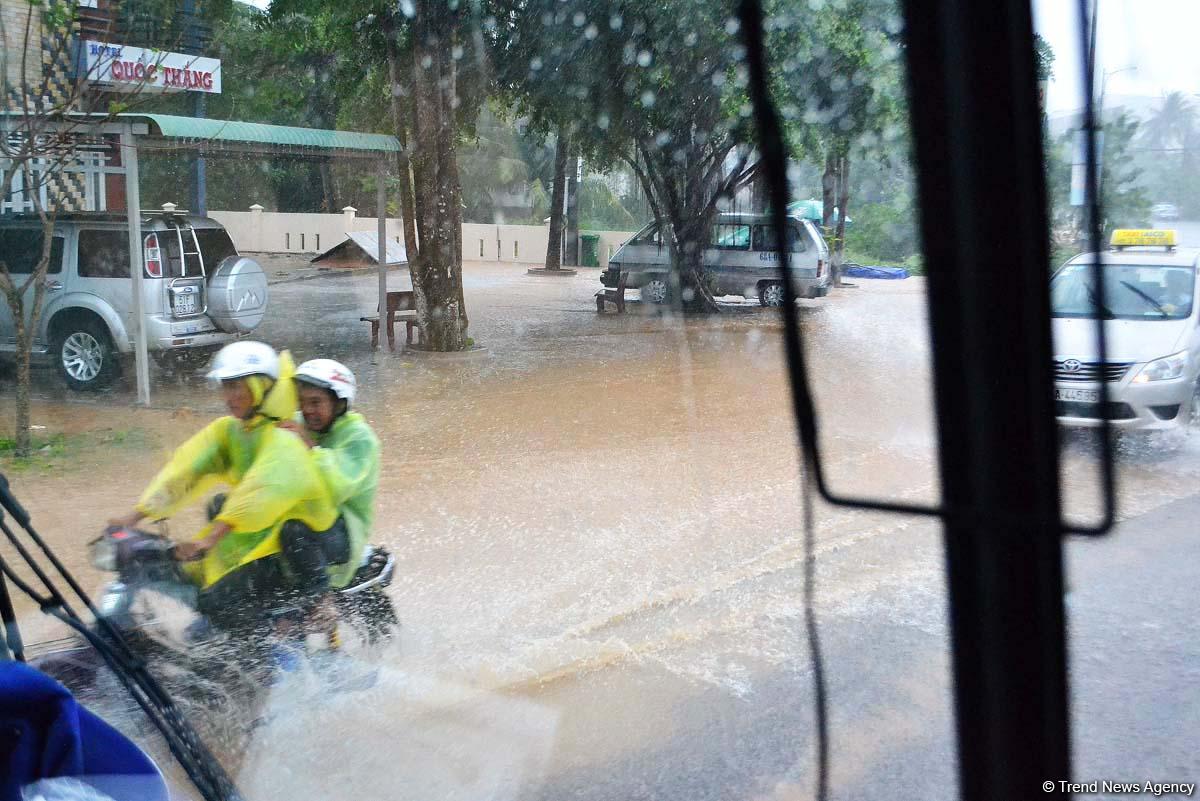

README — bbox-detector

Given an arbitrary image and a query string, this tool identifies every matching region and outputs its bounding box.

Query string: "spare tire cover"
[207,256,268,334]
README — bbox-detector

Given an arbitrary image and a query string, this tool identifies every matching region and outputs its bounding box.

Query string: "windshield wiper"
[1118,281,1169,317]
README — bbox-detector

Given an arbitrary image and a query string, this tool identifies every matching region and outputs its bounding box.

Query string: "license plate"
[175,293,197,316]
[1055,387,1099,403]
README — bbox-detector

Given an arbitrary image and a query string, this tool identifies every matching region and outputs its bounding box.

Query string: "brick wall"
[1,0,45,103]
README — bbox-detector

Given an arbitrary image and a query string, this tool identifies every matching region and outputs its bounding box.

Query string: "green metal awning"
[121,113,400,159]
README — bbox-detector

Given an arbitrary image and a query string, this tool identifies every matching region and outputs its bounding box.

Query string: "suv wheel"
[54,320,119,391]
[759,281,786,307]
[642,277,670,304]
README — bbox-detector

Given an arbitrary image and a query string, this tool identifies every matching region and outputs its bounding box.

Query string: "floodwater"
[2,263,1199,799]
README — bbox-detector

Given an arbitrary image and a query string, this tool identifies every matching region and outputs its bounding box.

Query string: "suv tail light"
[144,233,162,278]
[817,258,824,276]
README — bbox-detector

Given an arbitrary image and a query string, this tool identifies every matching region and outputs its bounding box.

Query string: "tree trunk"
[13,327,32,457]
[408,1,467,352]
[833,154,851,286]
[318,161,336,212]
[670,214,720,313]
[821,150,837,228]
[545,126,569,271]
[384,19,419,260]
[564,151,580,266]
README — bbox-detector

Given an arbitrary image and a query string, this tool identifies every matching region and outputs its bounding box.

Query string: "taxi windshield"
[1051,263,1196,320]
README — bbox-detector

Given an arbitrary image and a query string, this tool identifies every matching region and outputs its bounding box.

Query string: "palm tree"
[1141,92,1196,151]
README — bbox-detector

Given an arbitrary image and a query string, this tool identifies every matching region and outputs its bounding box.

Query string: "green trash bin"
[581,234,601,267]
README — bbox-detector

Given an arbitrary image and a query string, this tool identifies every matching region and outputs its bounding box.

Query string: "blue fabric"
[0,662,167,801]
[843,264,909,280]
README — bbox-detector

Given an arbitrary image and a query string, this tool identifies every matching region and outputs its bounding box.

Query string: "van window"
[712,223,751,250]
[78,230,131,278]
[629,224,663,246]
[752,225,807,253]
[0,229,64,274]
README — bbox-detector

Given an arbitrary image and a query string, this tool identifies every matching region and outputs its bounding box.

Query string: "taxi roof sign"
[1110,229,1177,249]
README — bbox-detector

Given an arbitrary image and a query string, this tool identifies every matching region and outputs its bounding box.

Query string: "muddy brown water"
[3,264,1199,799]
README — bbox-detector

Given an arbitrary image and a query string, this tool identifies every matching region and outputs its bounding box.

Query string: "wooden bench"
[362,290,419,350]
[595,271,628,313]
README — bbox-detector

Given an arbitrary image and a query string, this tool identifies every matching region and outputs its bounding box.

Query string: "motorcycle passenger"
[278,360,380,610]
[108,341,339,634]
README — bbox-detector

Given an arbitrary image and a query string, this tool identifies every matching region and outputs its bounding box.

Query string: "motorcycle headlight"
[1133,351,1189,383]
[89,536,118,571]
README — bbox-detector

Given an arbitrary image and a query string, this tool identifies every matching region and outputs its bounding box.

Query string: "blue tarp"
[0,661,167,801]
[843,264,909,280]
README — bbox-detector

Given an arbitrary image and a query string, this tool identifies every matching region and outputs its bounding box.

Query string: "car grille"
[1055,401,1137,420]
[1053,360,1132,382]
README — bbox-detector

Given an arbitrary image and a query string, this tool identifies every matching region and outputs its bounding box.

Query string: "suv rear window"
[195,229,238,273]
[0,229,64,274]
[160,226,238,278]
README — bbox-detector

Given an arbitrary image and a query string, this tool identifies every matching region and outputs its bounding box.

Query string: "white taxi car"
[1052,229,1200,431]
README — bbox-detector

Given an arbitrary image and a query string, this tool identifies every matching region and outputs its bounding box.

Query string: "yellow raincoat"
[135,353,338,589]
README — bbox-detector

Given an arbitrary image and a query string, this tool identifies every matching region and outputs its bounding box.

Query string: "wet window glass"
[78,230,131,278]
[0,0,1190,798]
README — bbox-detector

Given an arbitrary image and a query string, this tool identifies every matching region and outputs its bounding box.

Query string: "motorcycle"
[85,525,399,687]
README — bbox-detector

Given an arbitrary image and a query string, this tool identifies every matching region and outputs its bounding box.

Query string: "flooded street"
[2,264,1198,799]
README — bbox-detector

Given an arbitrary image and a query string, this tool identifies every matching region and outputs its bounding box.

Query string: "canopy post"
[121,125,151,406]
[377,160,388,341]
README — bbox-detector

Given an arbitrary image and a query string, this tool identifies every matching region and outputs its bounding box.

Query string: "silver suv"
[0,210,268,390]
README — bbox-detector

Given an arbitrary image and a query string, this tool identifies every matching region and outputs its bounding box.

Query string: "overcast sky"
[233,0,1199,117]
[1034,0,1200,114]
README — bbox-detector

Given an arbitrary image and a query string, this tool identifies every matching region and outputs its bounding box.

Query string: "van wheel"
[759,282,786,307]
[642,277,670,304]
[54,320,119,391]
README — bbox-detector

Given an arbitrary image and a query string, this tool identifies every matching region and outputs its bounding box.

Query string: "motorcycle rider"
[277,360,380,623]
[107,341,340,634]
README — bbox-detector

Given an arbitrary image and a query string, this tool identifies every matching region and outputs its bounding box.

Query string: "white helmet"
[294,359,356,406]
[206,341,280,382]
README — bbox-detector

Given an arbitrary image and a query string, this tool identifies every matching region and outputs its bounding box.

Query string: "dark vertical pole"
[182,0,207,215]
[193,93,208,215]
[902,1,1071,800]
[565,154,580,266]
[0,568,24,662]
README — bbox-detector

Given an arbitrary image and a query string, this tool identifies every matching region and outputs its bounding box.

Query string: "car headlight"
[1133,351,1189,383]
[89,536,118,571]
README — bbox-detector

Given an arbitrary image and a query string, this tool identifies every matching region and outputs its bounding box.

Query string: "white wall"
[211,207,636,267]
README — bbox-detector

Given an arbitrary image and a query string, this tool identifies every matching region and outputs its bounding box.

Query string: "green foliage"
[1045,112,1152,251]
[846,201,917,262]
[578,176,635,231]
[528,179,550,224]
[1035,33,1055,82]
[0,429,154,473]
[458,107,533,223]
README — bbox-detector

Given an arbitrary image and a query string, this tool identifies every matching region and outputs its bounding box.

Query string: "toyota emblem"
[1062,359,1083,372]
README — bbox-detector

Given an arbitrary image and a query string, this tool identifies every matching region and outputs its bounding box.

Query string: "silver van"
[600,212,831,305]
[0,210,268,390]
